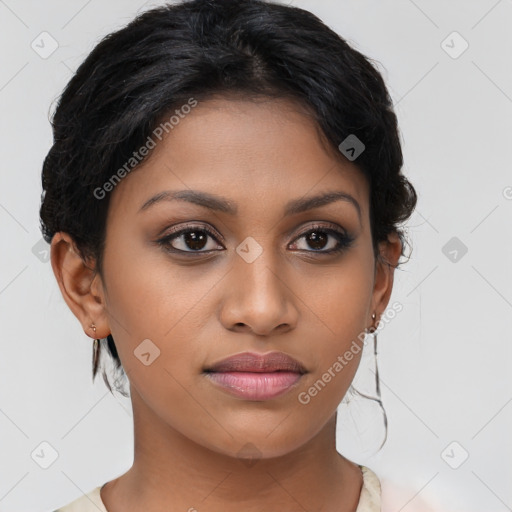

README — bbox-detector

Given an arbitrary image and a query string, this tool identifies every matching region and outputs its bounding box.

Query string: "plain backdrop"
[0,1,511,511]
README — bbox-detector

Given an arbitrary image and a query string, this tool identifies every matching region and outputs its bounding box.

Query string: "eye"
[156,222,354,256]
[156,224,224,254]
[289,224,354,254]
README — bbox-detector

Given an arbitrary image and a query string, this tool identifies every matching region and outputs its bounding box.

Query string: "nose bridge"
[221,235,297,334]
[235,235,284,302]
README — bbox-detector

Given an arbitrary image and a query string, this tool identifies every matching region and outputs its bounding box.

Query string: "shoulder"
[357,467,444,512]
[356,465,381,511]
[53,485,108,512]
[380,473,439,512]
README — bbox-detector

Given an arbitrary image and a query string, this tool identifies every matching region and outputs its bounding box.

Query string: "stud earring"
[369,312,377,333]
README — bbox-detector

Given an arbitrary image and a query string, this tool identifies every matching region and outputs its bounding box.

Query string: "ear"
[370,231,403,324]
[50,232,110,340]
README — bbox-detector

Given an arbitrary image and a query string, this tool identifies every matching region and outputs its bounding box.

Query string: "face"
[55,96,399,460]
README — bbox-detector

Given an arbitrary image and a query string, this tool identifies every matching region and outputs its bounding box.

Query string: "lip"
[204,351,307,401]
[205,351,307,373]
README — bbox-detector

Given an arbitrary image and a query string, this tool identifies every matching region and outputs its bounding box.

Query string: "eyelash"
[156,223,354,257]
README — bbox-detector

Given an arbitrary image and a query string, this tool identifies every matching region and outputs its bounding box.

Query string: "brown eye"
[289,224,354,254]
[157,225,224,253]
[304,230,329,250]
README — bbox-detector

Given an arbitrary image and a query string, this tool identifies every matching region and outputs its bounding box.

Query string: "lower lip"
[205,371,303,400]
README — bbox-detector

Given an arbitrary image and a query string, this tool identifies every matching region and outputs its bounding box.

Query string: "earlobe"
[50,232,110,340]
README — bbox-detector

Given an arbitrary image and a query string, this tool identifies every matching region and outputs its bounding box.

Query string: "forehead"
[108,96,369,221]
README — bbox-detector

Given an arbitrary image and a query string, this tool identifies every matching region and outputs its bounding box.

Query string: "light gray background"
[1,0,511,510]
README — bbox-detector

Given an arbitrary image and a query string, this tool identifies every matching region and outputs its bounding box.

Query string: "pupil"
[308,231,327,250]
[185,231,207,250]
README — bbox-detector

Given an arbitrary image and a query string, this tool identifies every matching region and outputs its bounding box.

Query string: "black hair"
[40,0,417,398]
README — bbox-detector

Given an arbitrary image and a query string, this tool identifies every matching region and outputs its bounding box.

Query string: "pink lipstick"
[204,351,306,401]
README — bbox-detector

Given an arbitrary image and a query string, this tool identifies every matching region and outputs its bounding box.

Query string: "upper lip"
[204,351,307,374]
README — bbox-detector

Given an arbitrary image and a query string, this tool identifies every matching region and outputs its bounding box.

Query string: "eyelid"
[159,222,224,241]
[159,221,346,241]
[292,221,348,239]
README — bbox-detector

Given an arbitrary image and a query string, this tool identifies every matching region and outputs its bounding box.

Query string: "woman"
[41,0,417,510]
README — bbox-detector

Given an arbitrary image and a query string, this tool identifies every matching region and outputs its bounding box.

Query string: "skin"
[51,96,402,512]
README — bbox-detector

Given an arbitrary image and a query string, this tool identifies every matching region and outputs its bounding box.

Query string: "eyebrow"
[139,189,361,222]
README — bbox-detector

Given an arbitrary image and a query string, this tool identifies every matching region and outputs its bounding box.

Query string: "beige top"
[53,465,380,511]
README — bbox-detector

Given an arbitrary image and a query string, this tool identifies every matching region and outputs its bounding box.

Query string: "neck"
[101,387,363,512]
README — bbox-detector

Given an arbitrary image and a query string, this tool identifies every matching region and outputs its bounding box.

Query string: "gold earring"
[90,324,100,375]
[370,312,377,333]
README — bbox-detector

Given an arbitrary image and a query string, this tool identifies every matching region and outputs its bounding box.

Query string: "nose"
[218,245,299,337]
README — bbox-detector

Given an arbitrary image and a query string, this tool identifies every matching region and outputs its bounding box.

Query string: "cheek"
[294,249,374,334]
[99,238,219,404]
[292,255,373,405]
[295,318,368,430]
[103,229,374,375]
[98,221,375,457]
[101,229,204,337]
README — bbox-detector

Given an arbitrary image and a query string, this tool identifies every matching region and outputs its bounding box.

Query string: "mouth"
[204,351,307,374]
[203,351,307,401]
